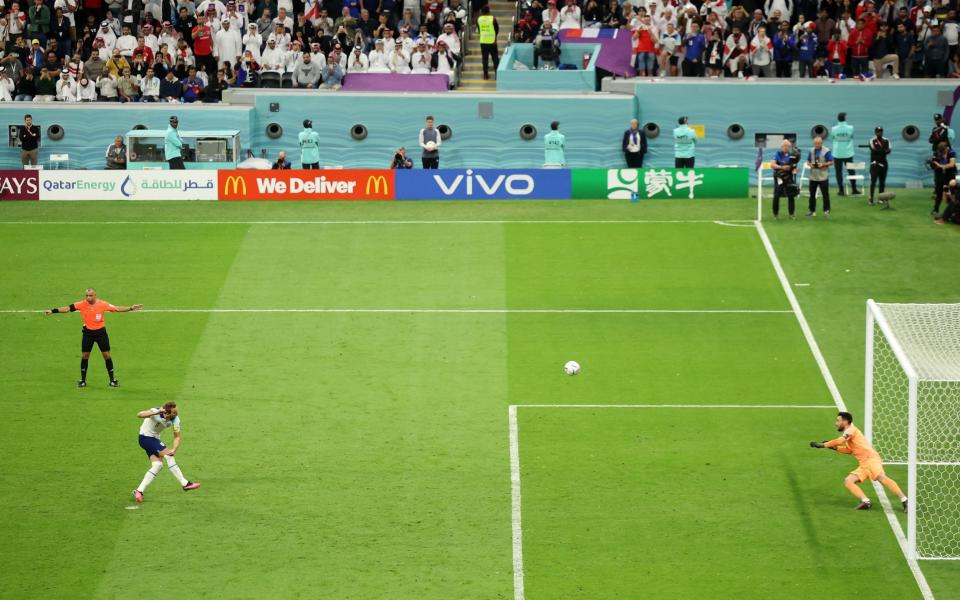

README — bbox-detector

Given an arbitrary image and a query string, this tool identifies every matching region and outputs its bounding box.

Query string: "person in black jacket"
[869,126,891,206]
[622,118,647,168]
[18,113,40,166]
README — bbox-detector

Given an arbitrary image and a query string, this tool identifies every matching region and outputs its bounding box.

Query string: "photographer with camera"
[931,141,956,217]
[806,136,833,217]
[935,178,960,225]
[771,139,800,220]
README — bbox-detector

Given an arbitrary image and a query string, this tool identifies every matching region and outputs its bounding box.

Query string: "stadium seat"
[281,73,294,88]
[847,162,866,196]
[259,72,281,88]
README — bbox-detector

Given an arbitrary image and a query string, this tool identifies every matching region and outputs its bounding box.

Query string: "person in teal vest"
[831,111,859,196]
[544,121,565,166]
[164,115,185,170]
[673,116,696,168]
[298,119,321,169]
[477,5,500,80]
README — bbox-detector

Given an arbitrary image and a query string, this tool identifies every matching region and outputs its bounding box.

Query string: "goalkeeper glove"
[809,441,825,448]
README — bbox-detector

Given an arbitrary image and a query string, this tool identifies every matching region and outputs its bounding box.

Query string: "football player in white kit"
[132,401,200,503]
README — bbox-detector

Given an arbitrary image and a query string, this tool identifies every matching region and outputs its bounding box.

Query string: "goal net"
[866,300,960,560]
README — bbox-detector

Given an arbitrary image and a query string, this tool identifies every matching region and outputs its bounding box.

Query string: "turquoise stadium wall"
[0,80,952,185]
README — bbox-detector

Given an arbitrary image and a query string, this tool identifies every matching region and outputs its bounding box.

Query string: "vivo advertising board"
[395,169,571,200]
[39,171,218,200]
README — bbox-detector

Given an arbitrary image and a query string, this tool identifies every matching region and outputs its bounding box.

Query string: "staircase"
[458,0,515,91]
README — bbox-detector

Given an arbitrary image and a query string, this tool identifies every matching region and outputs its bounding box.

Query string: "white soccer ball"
[425,141,437,152]
[564,360,581,376]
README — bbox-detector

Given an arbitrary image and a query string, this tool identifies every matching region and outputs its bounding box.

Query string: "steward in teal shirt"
[673,116,696,167]
[298,119,321,168]
[544,121,566,166]
[164,116,185,169]
[830,112,859,195]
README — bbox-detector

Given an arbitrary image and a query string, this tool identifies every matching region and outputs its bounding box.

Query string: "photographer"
[533,21,560,69]
[935,178,960,225]
[806,136,833,217]
[931,141,956,217]
[869,126,891,207]
[771,139,799,219]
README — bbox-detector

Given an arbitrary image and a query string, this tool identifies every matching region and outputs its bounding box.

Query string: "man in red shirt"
[45,287,142,387]
[848,19,874,76]
[192,17,215,75]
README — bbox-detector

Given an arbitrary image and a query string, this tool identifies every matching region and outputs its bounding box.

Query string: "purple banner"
[341,73,450,92]
[559,28,635,78]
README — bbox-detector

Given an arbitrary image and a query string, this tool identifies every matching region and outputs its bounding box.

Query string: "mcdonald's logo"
[223,175,247,197]
[365,175,389,196]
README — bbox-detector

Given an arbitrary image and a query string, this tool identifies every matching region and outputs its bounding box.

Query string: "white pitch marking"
[0,219,756,225]
[755,220,935,600]
[508,405,525,600]
[514,404,837,409]
[125,506,139,510]
[794,283,811,287]
[713,220,756,228]
[0,308,795,315]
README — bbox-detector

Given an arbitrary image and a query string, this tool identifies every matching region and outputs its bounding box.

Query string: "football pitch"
[1,194,958,599]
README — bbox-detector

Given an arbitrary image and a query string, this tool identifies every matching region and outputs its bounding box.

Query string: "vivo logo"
[433,169,535,196]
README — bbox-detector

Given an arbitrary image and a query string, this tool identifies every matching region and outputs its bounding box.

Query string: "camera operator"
[935,178,959,225]
[533,21,560,69]
[929,113,954,153]
[869,126,891,207]
[771,139,800,220]
[931,140,957,217]
[806,136,833,217]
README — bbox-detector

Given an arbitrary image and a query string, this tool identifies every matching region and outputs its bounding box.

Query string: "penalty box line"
[507,402,835,600]
[0,308,795,315]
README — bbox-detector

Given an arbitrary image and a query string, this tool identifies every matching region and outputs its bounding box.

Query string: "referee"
[165,116,185,170]
[45,288,143,387]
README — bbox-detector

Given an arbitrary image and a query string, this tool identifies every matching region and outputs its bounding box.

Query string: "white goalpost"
[865,299,960,560]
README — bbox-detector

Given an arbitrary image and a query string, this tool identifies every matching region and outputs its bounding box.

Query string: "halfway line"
[0,308,794,315]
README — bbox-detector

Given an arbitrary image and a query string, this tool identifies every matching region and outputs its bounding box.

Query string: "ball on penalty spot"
[564,361,581,376]
[425,141,437,152]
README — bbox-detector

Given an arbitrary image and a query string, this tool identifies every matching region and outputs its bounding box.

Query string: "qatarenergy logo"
[42,179,117,192]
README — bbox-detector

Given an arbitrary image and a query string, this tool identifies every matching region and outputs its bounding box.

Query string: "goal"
[865,300,960,560]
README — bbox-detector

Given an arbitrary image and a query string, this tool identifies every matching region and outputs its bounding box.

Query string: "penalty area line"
[513,404,837,409]
[0,219,757,225]
[0,308,795,315]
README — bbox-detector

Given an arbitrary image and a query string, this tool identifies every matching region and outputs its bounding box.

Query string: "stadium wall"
[0,81,951,186]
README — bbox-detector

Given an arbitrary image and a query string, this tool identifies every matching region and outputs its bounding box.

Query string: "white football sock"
[137,461,163,492]
[165,454,188,486]
[861,497,871,503]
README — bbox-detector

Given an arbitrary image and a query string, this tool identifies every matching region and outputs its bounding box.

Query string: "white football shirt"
[139,408,181,438]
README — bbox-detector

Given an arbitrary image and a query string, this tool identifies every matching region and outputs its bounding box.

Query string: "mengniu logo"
[0,170,40,200]
[365,174,389,196]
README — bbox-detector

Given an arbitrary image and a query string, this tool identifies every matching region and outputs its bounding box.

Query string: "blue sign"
[395,169,571,200]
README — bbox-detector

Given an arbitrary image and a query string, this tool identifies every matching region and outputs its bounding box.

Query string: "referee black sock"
[80,358,88,382]
[105,358,115,381]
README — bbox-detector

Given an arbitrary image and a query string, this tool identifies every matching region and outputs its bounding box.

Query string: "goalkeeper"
[810,411,908,512]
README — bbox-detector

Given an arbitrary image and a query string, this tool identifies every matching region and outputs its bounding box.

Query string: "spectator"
[76,75,96,100]
[26,0,50,48]
[42,50,63,76]
[235,50,259,85]
[320,56,343,88]
[52,8,72,58]
[894,22,914,78]
[174,38,195,66]
[14,70,35,101]
[542,0,560,30]
[105,48,130,77]
[159,69,182,100]
[659,21,680,77]
[26,38,44,72]
[272,150,291,169]
[559,0,580,29]
[432,40,455,84]
[676,21,698,77]
[533,21,559,69]
[871,23,899,78]
[437,22,461,57]
[105,135,127,169]
[368,38,389,71]
[242,23,261,61]
[191,15,215,73]
[633,15,657,76]
[806,136,833,217]
[795,22,817,77]
[723,25,748,78]
[848,19,873,76]
[0,67,14,101]
[772,21,794,77]
[925,23,948,76]
[411,39,431,73]
[18,114,40,165]
[704,28,724,77]
[622,118,647,168]
[750,26,774,76]
[214,18,242,65]
[765,0,793,23]
[95,20,117,53]
[182,65,204,101]
[118,66,140,101]
[347,44,369,71]
[116,24,137,57]
[260,38,285,72]
[33,67,56,100]
[391,146,413,169]
[515,10,539,42]
[826,32,847,77]
[292,50,321,86]
[202,68,227,101]
[96,71,119,100]
[56,70,77,100]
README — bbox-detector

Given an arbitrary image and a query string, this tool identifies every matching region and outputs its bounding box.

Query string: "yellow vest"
[478,15,496,44]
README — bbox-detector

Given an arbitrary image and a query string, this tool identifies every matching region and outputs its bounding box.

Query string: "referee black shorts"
[81,327,110,353]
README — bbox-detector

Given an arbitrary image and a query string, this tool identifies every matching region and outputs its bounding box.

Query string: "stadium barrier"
[3,168,750,201]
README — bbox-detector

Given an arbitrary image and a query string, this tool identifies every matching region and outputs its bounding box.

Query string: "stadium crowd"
[0,0,470,102]
[515,0,960,79]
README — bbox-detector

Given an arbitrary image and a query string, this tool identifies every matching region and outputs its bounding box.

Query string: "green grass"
[0,192,957,599]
